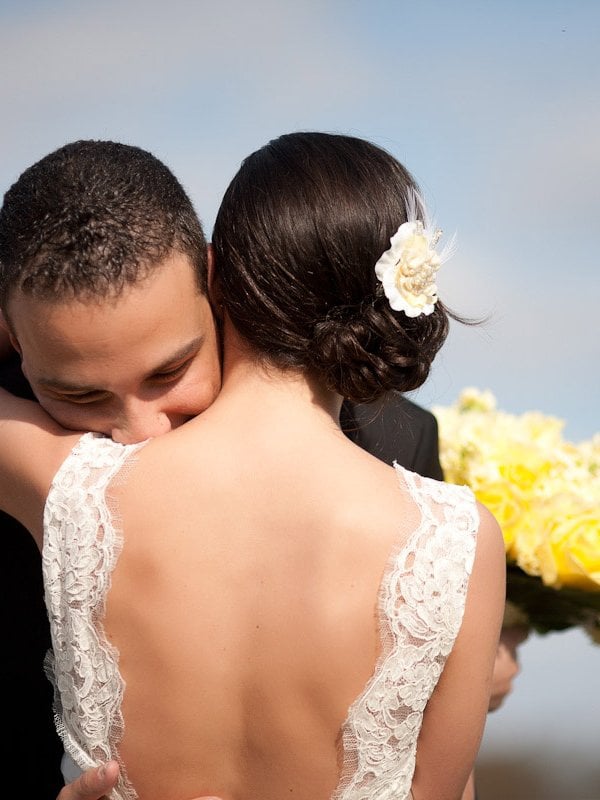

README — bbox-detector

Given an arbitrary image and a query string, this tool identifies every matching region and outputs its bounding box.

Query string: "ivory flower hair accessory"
[374,191,454,317]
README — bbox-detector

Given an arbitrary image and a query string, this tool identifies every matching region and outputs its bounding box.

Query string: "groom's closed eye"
[50,390,111,405]
[148,357,193,385]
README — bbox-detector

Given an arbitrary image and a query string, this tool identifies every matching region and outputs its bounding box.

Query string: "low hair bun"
[309,301,449,404]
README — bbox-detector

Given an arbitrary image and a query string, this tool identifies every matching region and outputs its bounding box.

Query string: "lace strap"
[333,469,478,800]
[43,432,147,800]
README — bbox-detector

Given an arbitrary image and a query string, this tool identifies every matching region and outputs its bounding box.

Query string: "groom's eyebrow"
[37,335,206,393]
[146,335,205,376]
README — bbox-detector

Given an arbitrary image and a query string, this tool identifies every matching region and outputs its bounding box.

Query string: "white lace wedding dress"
[43,433,478,800]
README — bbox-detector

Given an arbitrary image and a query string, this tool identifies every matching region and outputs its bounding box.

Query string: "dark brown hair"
[0,140,208,310]
[212,131,451,403]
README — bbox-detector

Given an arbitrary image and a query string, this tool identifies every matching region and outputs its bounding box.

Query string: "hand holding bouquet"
[432,388,600,642]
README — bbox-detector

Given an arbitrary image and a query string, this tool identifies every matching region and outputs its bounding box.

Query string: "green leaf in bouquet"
[506,565,600,640]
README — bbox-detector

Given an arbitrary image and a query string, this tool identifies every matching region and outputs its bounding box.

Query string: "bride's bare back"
[107,401,418,798]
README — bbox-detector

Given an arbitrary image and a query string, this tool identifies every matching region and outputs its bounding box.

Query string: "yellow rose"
[536,502,600,590]
[475,481,526,554]
[511,512,545,576]
[497,442,553,494]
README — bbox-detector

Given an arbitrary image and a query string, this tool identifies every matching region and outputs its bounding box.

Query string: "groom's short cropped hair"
[0,140,208,312]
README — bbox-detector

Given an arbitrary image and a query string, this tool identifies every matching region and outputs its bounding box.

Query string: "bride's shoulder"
[471,499,506,577]
[393,464,478,514]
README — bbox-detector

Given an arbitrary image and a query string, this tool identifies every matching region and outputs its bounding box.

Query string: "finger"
[57,761,120,800]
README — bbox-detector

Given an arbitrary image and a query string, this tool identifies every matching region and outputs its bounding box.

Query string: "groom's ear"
[206,244,224,315]
[0,308,21,357]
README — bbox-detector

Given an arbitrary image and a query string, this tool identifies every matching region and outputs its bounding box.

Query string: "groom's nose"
[110,401,189,444]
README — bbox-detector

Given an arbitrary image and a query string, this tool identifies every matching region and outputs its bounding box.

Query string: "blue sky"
[1,0,598,439]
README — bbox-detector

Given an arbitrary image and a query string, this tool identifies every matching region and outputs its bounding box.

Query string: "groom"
[0,139,444,798]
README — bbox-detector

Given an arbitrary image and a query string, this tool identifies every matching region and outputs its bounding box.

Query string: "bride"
[0,131,504,800]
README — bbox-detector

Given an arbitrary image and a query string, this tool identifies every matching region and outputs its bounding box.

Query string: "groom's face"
[6,252,222,444]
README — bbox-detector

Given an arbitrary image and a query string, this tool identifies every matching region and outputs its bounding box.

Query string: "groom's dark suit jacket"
[1,358,442,797]
[341,394,444,481]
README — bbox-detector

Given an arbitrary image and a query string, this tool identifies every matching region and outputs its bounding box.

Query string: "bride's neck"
[216,325,343,427]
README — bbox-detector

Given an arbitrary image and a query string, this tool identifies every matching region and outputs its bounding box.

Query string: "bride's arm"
[410,503,506,800]
[0,387,81,546]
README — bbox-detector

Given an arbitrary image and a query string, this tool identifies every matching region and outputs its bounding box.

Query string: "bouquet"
[432,388,600,642]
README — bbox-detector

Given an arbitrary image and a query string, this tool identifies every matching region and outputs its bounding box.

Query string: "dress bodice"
[43,432,478,800]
